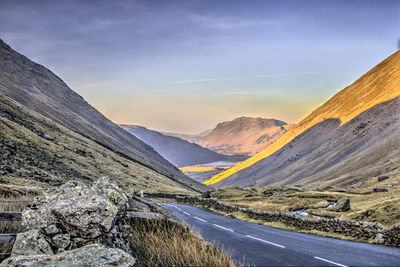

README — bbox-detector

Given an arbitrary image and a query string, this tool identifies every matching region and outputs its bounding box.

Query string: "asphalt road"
[161,203,400,267]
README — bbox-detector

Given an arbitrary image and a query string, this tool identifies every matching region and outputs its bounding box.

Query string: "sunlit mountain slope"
[198,117,293,155]
[205,50,400,186]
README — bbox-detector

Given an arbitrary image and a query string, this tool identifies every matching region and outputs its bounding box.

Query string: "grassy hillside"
[205,50,400,186]
[215,96,400,189]
[0,94,197,195]
[0,39,207,193]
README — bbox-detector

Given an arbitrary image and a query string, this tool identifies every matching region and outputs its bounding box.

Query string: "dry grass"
[128,218,235,267]
[212,185,400,227]
[0,190,36,256]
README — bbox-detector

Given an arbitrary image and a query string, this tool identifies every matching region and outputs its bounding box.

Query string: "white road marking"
[194,216,207,222]
[314,256,347,267]
[246,235,285,248]
[213,224,234,232]
[175,207,182,211]
[183,211,191,216]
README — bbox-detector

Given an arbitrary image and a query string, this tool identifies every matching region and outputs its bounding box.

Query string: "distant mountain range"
[197,117,294,155]
[0,39,207,193]
[163,129,212,144]
[120,125,248,167]
[205,50,400,189]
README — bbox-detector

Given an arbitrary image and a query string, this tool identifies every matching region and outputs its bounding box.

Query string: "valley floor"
[210,185,400,227]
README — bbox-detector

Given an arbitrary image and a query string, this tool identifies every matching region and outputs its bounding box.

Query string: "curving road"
[162,203,400,267]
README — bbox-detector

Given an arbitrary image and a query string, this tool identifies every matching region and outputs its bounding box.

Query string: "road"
[162,203,400,267]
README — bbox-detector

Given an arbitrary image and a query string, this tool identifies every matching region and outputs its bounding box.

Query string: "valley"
[0,1,399,266]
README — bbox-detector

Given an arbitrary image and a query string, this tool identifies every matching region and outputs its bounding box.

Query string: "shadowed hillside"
[198,117,293,155]
[216,96,400,188]
[206,50,400,186]
[120,125,247,167]
[163,129,212,143]
[0,94,196,194]
[0,39,207,193]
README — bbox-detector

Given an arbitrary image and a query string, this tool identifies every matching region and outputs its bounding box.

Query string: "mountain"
[0,94,196,194]
[163,129,212,144]
[119,124,248,167]
[205,50,400,188]
[197,117,294,155]
[0,39,207,193]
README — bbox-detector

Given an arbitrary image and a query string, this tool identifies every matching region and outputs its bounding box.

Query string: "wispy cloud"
[170,71,322,84]
[76,18,125,32]
[186,14,279,30]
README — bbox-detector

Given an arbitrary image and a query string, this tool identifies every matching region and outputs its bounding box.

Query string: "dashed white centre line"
[314,256,347,267]
[175,207,182,211]
[213,224,234,232]
[182,211,191,216]
[246,235,285,248]
[194,216,207,222]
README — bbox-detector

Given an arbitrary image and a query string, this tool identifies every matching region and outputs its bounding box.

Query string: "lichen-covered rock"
[23,177,128,239]
[51,234,71,250]
[2,244,135,267]
[11,230,53,257]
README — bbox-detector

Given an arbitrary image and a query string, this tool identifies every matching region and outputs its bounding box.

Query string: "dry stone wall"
[173,195,400,247]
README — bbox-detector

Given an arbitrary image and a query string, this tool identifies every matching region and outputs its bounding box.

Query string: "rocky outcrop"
[2,177,182,266]
[174,195,400,247]
[330,198,350,212]
[3,244,135,267]
[23,177,129,239]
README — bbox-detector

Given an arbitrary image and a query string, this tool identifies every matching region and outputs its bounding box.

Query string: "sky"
[0,0,399,134]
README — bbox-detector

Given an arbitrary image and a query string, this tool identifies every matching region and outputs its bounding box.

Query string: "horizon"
[0,0,399,134]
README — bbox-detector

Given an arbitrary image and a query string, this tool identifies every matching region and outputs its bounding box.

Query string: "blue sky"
[0,0,399,133]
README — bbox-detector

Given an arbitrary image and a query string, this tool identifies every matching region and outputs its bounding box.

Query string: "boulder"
[378,176,389,182]
[330,198,350,212]
[2,244,135,267]
[374,233,384,244]
[11,230,53,257]
[23,177,128,239]
[51,234,71,250]
[372,188,388,193]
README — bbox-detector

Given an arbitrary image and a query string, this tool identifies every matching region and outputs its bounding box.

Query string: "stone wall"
[172,195,400,247]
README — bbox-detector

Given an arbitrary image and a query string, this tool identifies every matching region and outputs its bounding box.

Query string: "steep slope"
[206,50,400,186]
[198,117,293,155]
[0,39,207,192]
[0,94,195,194]
[216,96,400,188]
[163,129,212,143]
[119,125,247,167]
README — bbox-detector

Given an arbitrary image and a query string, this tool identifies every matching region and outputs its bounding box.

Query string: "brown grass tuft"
[128,218,235,267]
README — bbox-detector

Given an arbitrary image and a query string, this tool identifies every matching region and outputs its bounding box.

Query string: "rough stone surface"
[23,177,128,239]
[374,233,384,244]
[11,230,53,257]
[51,234,71,250]
[330,198,351,212]
[2,244,135,267]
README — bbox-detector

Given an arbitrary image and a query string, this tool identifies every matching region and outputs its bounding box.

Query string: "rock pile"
[1,177,180,266]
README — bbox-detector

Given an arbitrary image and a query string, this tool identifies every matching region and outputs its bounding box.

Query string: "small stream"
[292,201,336,218]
